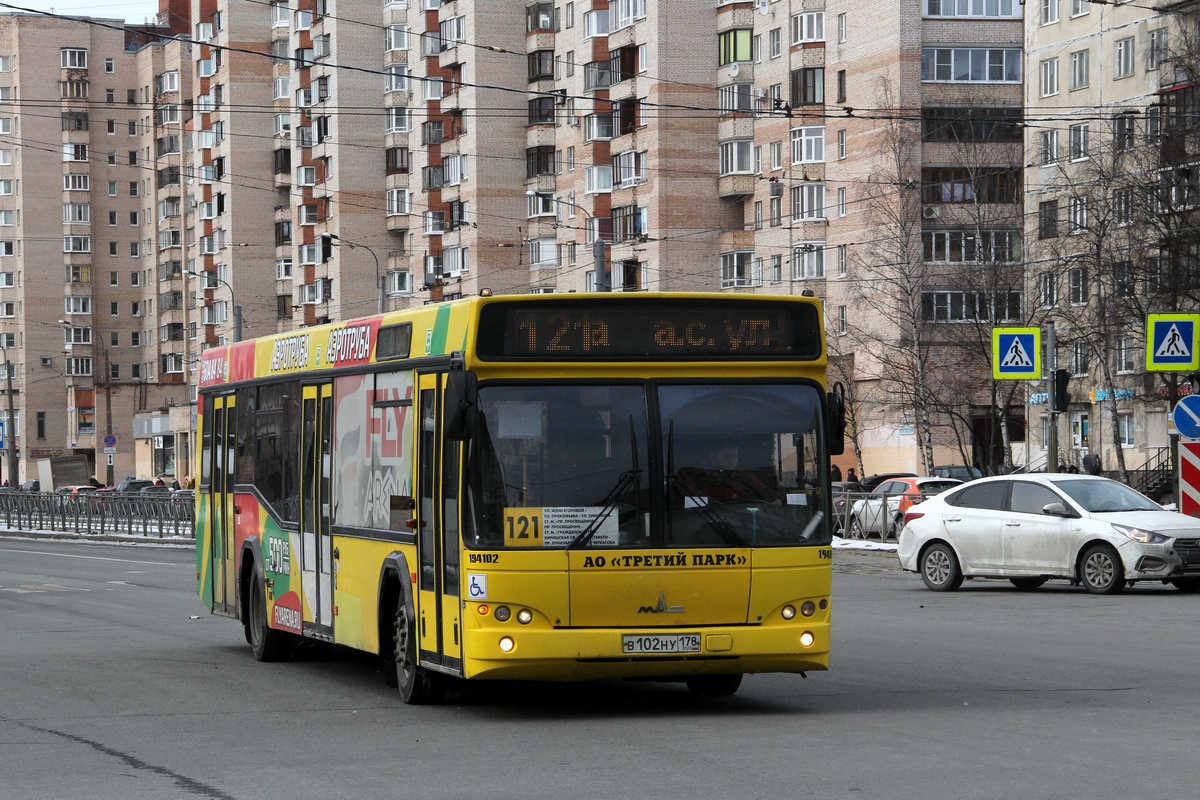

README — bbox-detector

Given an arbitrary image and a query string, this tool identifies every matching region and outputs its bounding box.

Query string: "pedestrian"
[1057,462,1067,473]
[830,463,842,482]
[846,467,858,483]
[155,476,165,486]
[170,477,181,490]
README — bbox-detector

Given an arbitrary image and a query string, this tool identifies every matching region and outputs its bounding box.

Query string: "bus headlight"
[781,605,796,620]
[800,601,816,617]
[517,608,533,624]
[494,605,511,622]
[799,631,815,648]
[499,636,515,653]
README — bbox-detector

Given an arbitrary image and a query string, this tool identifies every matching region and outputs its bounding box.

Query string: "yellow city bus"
[196,293,845,702]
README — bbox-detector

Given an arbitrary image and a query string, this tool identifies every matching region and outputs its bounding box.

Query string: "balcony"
[717,174,756,198]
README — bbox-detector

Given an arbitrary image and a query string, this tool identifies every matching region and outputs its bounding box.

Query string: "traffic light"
[1051,368,1070,412]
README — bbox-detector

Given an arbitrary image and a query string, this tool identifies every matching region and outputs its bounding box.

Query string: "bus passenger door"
[415,373,463,674]
[210,394,237,616]
[300,383,334,637]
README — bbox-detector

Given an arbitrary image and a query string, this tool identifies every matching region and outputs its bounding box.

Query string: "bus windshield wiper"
[568,469,643,549]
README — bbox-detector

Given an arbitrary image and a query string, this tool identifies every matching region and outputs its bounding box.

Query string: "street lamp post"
[188,270,241,342]
[527,191,610,292]
[324,234,382,314]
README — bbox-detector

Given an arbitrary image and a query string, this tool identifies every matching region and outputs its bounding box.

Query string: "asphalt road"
[2,538,1197,800]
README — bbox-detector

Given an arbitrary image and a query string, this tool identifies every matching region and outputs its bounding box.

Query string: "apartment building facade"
[0,13,201,486]
[23,1,1165,482]
[1024,0,1198,481]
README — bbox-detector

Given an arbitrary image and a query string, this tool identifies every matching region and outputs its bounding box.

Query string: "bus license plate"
[622,633,701,654]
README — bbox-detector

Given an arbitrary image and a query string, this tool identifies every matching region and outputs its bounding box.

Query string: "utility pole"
[3,351,15,486]
[1047,322,1058,472]
[104,348,114,487]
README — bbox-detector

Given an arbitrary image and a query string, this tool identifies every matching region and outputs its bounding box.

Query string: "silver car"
[897,474,1200,594]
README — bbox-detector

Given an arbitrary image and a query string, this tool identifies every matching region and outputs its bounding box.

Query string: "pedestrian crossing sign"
[992,327,1042,380]
[1146,314,1200,371]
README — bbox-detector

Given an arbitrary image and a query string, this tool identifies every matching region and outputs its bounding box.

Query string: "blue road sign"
[1147,314,1200,371]
[1173,395,1200,440]
[104,434,117,448]
[992,328,1041,380]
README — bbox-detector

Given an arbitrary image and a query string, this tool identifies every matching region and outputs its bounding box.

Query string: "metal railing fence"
[0,491,195,539]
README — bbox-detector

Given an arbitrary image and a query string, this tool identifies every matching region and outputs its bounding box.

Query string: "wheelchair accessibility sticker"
[467,573,488,600]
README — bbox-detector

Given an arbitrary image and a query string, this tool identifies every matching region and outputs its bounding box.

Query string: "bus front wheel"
[393,597,445,705]
[685,673,743,697]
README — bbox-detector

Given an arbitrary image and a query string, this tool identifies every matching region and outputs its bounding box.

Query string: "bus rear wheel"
[248,575,287,662]
[685,673,743,697]
[393,597,445,705]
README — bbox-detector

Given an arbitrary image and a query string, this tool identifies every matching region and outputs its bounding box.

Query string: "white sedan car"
[897,474,1200,594]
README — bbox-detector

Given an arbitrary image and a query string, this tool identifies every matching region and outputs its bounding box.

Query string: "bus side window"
[389,495,414,531]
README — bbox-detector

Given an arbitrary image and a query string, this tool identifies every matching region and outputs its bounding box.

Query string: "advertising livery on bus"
[195,293,845,702]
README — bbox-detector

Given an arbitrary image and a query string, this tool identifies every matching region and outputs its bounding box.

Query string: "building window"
[790,183,826,220]
[1039,272,1058,308]
[1041,0,1059,24]
[1040,58,1058,97]
[719,140,754,175]
[720,251,758,288]
[791,126,824,164]
[1068,49,1089,90]
[1068,266,1088,304]
[921,48,1021,83]
[1148,29,1168,70]
[792,243,825,279]
[1070,0,1090,16]
[921,291,1021,322]
[790,68,824,106]
[1114,114,1135,152]
[791,12,824,43]
[925,0,1019,16]
[61,48,88,69]
[837,187,847,217]
[718,29,753,65]
[1069,123,1089,160]
[837,244,848,277]
[1072,341,1089,376]
[1117,337,1137,373]
[1068,195,1088,233]
[1118,412,1134,447]
[837,12,847,42]
[1114,38,1135,79]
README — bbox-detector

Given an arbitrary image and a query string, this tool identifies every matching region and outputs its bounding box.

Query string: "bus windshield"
[464,382,829,549]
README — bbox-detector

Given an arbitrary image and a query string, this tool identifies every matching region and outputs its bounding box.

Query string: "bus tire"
[685,673,743,697]
[248,574,287,662]
[394,595,444,705]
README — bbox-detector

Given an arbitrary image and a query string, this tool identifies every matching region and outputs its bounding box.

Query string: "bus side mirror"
[826,383,846,456]
[445,370,478,441]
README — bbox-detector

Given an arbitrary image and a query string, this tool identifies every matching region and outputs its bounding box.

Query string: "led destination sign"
[476,299,822,360]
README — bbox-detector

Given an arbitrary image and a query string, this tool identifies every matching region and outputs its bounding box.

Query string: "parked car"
[56,485,98,496]
[859,472,917,492]
[897,474,1200,594]
[932,465,983,481]
[139,484,172,495]
[19,479,40,492]
[98,478,154,494]
[172,488,195,505]
[831,480,865,532]
[848,477,961,539]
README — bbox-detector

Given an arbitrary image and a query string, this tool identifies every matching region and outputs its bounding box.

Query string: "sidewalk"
[0,524,194,547]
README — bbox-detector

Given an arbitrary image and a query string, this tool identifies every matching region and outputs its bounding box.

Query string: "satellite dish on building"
[729,62,740,76]
[758,0,770,14]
